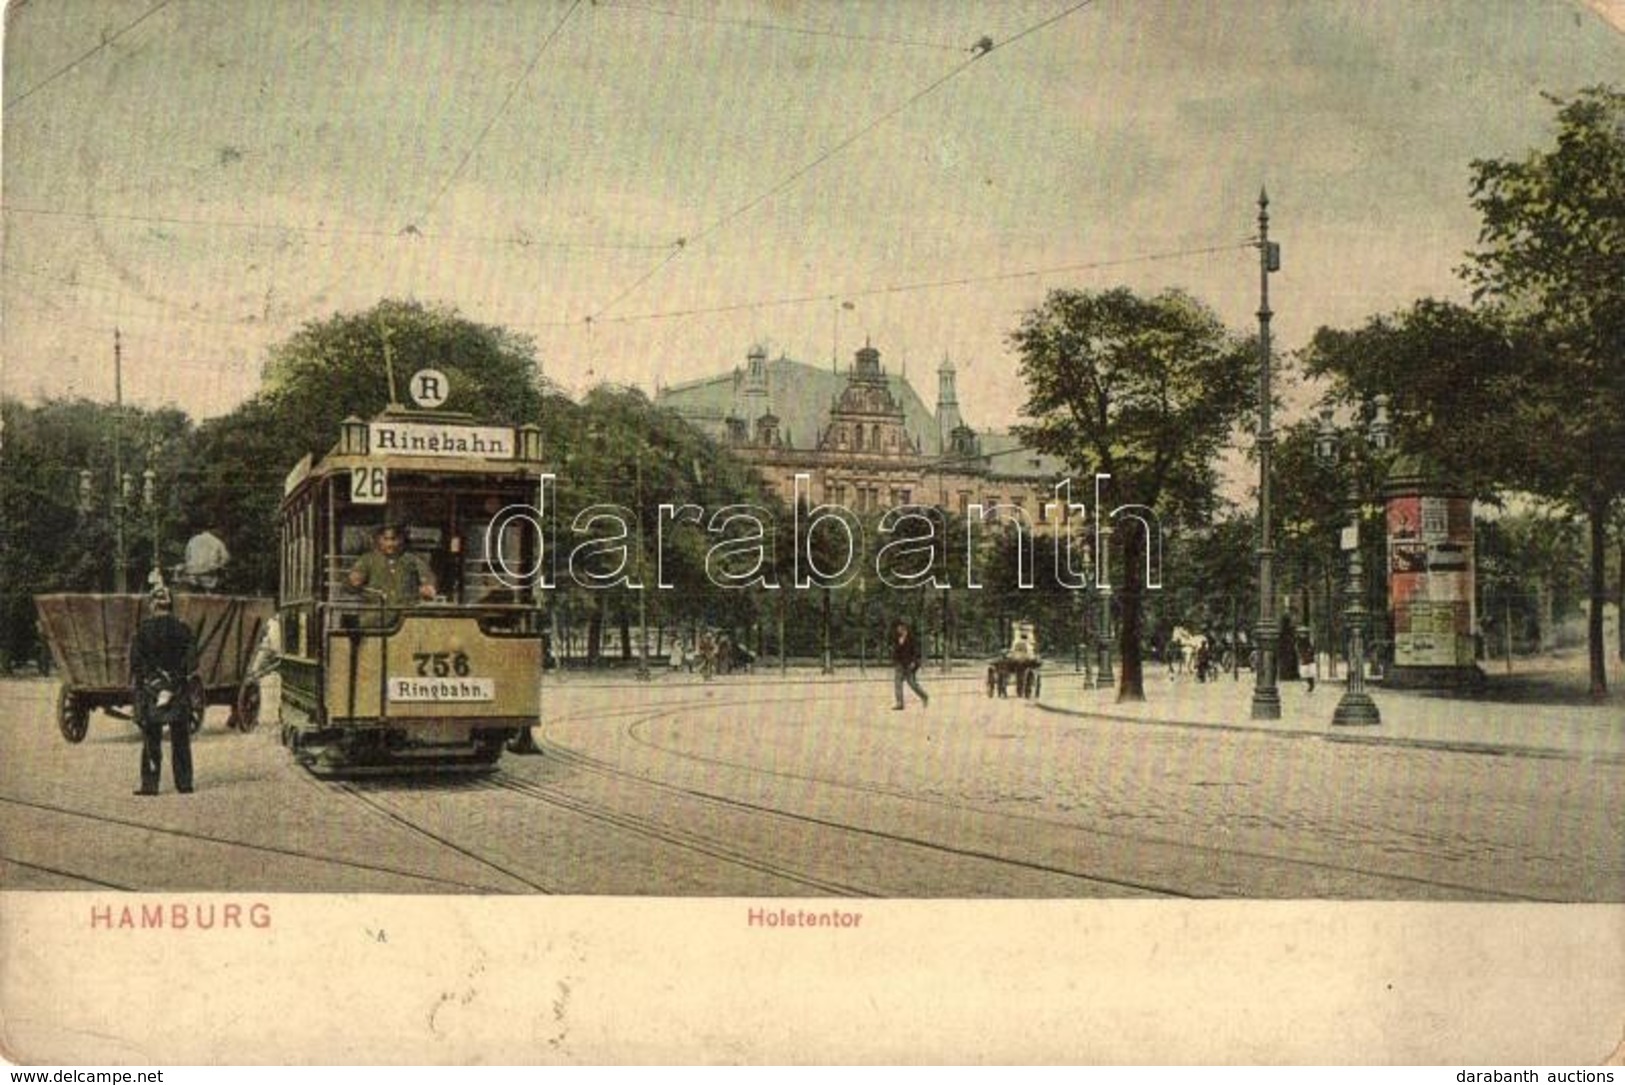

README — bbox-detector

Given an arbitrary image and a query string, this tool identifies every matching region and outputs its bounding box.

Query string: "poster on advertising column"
[1387,492,1477,670]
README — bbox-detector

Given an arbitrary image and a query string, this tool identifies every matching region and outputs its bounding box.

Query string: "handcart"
[34,593,276,743]
[986,620,1042,698]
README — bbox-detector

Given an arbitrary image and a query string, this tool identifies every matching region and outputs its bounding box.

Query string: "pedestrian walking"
[1301,640,1318,694]
[1194,638,1213,683]
[697,629,717,680]
[130,584,196,795]
[890,620,929,710]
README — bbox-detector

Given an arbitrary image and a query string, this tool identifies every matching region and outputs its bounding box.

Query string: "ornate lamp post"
[1094,525,1114,689]
[1092,523,1118,691]
[142,466,159,581]
[1072,588,1084,675]
[1315,396,1391,726]
[633,451,651,682]
[75,463,134,592]
[587,419,652,679]
[1251,190,1283,719]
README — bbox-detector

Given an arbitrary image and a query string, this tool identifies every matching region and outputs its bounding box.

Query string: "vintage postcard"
[2,0,1623,1065]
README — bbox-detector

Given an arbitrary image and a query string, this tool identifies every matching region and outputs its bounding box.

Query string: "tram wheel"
[232,681,262,733]
[505,727,541,755]
[57,686,89,744]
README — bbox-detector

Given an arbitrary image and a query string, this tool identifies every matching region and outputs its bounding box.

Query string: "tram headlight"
[340,416,369,456]
[518,423,542,463]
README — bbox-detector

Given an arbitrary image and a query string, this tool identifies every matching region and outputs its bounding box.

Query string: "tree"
[259,298,547,463]
[1467,87,1622,695]
[1011,287,1254,701]
[1301,84,1625,699]
[188,299,551,594]
[542,383,782,666]
[1299,300,1525,494]
[0,398,191,666]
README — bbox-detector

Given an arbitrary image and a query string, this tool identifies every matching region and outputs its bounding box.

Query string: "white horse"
[1167,626,1204,679]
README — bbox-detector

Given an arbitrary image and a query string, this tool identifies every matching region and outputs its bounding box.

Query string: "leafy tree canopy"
[1011,287,1255,525]
[259,297,546,465]
[1009,286,1255,699]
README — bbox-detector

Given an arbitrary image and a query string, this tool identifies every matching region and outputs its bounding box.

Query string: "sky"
[2,0,1622,433]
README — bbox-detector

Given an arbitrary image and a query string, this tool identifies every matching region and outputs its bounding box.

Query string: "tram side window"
[460,510,533,605]
[280,499,315,605]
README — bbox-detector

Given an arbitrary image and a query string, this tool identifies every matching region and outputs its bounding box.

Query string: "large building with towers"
[655,341,1069,527]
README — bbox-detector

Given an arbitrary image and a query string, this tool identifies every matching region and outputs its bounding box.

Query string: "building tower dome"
[852,340,883,381]
[936,354,965,439]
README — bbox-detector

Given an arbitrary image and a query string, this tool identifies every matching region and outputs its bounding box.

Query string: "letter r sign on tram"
[410,368,450,409]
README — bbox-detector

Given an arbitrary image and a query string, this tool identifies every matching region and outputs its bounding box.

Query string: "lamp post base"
[1250,689,1282,720]
[1331,690,1381,726]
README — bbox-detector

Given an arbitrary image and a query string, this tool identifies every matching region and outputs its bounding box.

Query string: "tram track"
[327,779,560,894]
[0,793,513,894]
[536,690,1555,902]
[513,744,1195,897]
[482,771,881,897]
[0,852,134,890]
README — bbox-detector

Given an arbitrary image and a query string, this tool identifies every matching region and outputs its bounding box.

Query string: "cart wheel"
[187,675,206,734]
[57,686,89,744]
[233,681,262,733]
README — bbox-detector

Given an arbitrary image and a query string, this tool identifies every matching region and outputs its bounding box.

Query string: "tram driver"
[348,524,437,607]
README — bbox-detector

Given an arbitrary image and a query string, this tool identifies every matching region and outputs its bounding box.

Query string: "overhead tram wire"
[584,0,1103,326]
[3,0,178,114]
[4,237,1253,339]
[413,0,585,229]
[511,239,1251,330]
[599,0,965,52]
[0,203,671,253]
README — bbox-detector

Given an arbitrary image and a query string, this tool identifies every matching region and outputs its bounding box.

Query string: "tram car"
[276,407,548,772]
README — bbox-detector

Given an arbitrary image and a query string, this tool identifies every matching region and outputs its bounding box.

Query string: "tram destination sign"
[369,420,515,459]
[388,676,496,702]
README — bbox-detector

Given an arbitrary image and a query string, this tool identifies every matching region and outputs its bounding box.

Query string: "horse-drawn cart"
[34,593,276,743]
[987,619,1042,698]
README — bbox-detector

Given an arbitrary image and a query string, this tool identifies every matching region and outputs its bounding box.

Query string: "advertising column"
[1384,456,1486,689]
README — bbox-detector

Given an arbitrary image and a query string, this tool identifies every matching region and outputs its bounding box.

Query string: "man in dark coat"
[131,585,196,795]
[890,620,929,710]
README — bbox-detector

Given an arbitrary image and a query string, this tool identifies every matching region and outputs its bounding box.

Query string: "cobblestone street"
[3,665,1619,899]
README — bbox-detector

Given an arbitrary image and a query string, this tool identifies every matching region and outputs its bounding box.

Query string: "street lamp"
[142,466,159,582]
[633,452,651,682]
[588,418,653,680]
[1315,396,1391,727]
[1251,189,1283,720]
[1096,565,1115,690]
[74,463,132,592]
[1083,531,1113,689]
[1072,588,1084,675]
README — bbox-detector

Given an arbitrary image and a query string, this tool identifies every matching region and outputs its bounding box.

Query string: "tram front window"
[347,524,438,607]
[335,487,540,610]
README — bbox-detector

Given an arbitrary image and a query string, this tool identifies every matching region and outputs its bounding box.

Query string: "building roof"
[656,351,1065,483]
[657,354,947,456]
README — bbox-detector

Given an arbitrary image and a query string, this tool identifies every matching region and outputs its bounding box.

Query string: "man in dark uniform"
[131,584,196,795]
